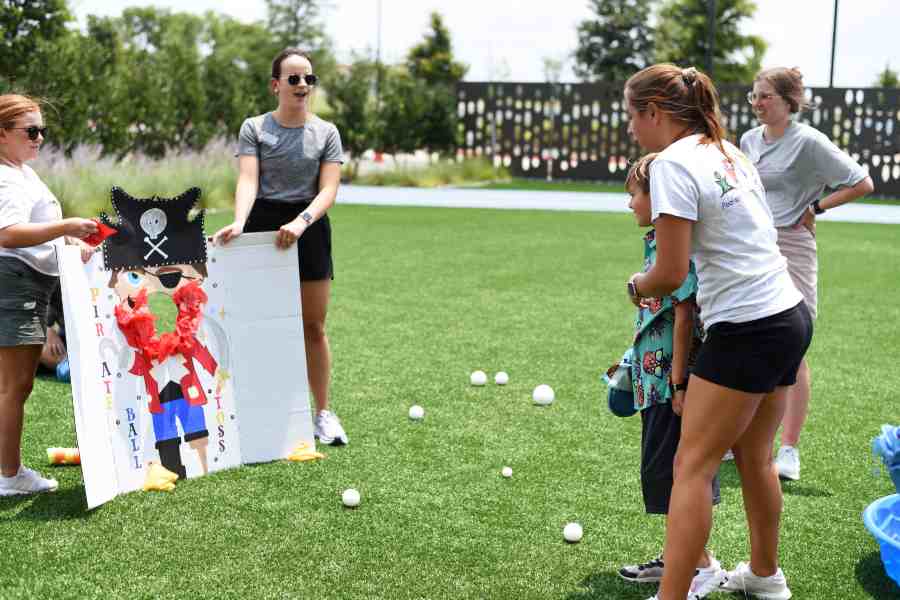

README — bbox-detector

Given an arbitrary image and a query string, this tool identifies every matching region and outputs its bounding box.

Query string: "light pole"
[705,0,717,77]
[829,0,839,87]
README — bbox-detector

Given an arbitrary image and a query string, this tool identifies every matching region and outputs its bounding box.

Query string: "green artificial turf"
[1,207,898,599]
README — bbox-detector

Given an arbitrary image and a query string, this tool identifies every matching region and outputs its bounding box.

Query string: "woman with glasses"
[213,48,348,446]
[741,67,874,482]
[0,93,97,495]
[623,64,813,600]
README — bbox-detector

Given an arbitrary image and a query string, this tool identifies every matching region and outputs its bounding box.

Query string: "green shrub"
[34,138,238,218]
[350,157,509,188]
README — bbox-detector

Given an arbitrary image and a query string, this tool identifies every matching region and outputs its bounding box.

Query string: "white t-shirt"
[650,135,803,328]
[0,164,64,276]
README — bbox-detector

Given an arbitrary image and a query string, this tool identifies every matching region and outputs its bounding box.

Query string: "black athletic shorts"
[641,401,721,514]
[243,198,333,281]
[693,302,813,394]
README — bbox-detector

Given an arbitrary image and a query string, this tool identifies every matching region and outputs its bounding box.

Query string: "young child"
[617,153,725,598]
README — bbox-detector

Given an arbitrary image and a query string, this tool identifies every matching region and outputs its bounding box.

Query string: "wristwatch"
[627,275,640,300]
[811,199,825,215]
[300,211,313,225]
[670,380,688,394]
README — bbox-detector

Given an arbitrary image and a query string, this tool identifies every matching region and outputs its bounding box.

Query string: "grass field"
[1,206,898,599]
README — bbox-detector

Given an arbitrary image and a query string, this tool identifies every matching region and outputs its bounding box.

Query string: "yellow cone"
[143,461,179,492]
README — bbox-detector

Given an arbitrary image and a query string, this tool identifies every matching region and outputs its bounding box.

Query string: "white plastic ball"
[501,466,513,478]
[342,488,360,508]
[532,384,555,405]
[470,370,488,386]
[408,405,425,420]
[495,371,509,385]
[563,522,583,543]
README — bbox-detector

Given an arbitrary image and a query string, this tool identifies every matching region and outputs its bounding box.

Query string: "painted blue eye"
[126,272,143,285]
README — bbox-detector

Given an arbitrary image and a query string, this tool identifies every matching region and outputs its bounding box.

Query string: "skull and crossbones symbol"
[141,208,168,260]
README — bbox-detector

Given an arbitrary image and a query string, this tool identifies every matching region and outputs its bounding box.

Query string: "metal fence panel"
[457,82,900,196]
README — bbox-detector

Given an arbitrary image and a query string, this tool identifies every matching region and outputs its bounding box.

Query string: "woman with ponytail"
[623,64,811,600]
[742,67,874,482]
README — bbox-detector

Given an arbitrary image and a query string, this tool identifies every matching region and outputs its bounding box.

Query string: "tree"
[264,0,336,82]
[405,12,466,156]
[875,63,899,88]
[406,12,468,87]
[376,70,430,160]
[328,56,379,179]
[0,0,72,84]
[654,0,767,84]
[573,0,656,82]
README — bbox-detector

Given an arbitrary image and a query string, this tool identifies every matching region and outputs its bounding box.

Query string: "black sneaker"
[619,556,665,583]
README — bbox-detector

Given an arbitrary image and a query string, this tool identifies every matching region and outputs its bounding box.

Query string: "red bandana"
[115,280,207,364]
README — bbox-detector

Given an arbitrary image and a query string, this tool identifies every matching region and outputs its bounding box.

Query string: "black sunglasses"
[5,126,48,141]
[285,73,317,86]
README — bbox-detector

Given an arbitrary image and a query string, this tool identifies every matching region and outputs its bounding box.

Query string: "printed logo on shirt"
[259,131,279,146]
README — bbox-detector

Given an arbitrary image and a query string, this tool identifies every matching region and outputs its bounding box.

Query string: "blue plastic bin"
[863,494,900,587]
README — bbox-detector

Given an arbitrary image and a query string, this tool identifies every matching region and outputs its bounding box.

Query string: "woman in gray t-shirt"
[212,48,348,446]
[741,67,874,481]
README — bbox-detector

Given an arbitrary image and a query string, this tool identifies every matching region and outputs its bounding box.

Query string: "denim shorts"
[0,256,59,346]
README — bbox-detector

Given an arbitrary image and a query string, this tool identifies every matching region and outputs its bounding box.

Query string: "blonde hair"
[625,153,659,194]
[626,64,729,159]
[754,67,810,113]
[0,94,41,128]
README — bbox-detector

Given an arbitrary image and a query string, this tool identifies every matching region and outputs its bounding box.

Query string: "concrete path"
[337,185,900,225]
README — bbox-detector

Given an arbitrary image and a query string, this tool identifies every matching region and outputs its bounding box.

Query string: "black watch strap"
[812,199,825,215]
[670,380,688,393]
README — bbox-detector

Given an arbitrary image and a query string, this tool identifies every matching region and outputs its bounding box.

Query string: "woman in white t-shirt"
[0,94,97,497]
[623,65,813,600]
[741,67,874,482]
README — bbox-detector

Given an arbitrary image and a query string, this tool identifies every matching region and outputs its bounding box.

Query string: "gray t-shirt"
[740,121,868,227]
[237,113,343,205]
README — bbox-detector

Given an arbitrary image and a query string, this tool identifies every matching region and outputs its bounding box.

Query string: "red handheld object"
[83,219,118,247]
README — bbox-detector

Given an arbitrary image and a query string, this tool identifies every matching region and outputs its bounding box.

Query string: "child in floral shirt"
[617,154,725,598]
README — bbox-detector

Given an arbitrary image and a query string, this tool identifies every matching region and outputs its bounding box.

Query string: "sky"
[69,0,900,88]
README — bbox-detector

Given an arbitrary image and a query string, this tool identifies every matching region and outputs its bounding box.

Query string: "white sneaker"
[775,446,800,481]
[0,465,59,496]
[720,561,792,599]
[689,556,727,598]
[722,449,735,461]
[314,410,348,446]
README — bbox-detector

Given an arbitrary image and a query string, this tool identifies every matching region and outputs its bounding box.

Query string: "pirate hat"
[101,186,206,271]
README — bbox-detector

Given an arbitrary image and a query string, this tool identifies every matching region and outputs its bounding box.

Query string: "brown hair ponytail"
[754,67,811,114]
[0,94,41,129]
[626,64,730,159]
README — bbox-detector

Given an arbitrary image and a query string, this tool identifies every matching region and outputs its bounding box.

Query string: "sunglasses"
[144,268,201,289]
[284,73,318,86]
[5,126,48,141]
[746,92,778,104]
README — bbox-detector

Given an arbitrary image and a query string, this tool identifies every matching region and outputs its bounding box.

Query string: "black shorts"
[693,302,813,394]
[641,402,721,514]
[243,198,333,281]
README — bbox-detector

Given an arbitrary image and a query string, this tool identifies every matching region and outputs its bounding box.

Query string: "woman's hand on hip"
[213,221,244,246]
[276,220,306,249]
[671,389,686,416]
[797,207,816,236]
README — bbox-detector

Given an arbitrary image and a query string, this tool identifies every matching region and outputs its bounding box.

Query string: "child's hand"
[672,390,686,415]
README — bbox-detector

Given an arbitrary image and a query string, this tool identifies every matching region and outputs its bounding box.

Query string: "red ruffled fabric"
[115,280,208,363]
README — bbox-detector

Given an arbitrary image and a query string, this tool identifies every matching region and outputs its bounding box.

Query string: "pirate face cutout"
[110,264,206,306]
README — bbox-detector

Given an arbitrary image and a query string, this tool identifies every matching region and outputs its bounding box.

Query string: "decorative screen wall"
[457,82,900,196]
